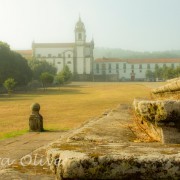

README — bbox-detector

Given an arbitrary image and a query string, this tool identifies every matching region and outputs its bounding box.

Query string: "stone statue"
[29,103,43,132]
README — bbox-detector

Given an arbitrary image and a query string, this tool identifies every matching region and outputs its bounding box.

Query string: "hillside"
[94,48,180,59]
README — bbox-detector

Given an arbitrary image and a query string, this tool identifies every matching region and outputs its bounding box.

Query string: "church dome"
[75,17,85,31]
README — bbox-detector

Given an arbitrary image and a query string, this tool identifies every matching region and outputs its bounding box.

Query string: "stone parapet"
[47,149,180,179]
[46,105,180,179]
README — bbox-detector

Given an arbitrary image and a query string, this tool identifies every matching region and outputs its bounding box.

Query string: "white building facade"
[93,58,180,81]
[31,17,180,82]
[32,17,94,81]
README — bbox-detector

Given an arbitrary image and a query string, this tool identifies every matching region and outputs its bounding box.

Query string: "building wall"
[76,46,84,74]
[94,62,180,81]
[85,58,91,74]
[34,47,74,73]
[33,44,93,76]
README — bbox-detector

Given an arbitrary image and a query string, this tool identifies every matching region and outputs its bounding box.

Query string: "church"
[31,17,180,82]
[32,17,94,81]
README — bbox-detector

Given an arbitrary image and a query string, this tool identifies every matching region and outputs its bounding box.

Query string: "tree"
[54,73,64,88]
[145,70,155,81]
[154,66,163,79]
[60,65,72,82]
[3,78,16,94]
[40,72,54,89]
[29,59,57,80]
[0,41,32,86]
[163,67,175,80]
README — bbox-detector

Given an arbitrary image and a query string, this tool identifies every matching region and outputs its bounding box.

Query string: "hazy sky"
[0,0,180,51]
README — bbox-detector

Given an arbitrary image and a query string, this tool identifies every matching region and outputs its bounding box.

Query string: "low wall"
[47,149,180,179]
[45,105,180,179]
[133,99,180,143]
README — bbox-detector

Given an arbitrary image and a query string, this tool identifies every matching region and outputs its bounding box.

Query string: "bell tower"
[75,17,86,45]
[74,17,86,75]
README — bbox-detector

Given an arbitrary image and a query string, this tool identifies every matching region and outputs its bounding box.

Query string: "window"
[57,62,61,64]
[147,64,150,69]
[116,64,119,69]
[78,33,82,40]
[131,64,134,69]
[108,64,111,69]
[109,69,111,73]
[67,61,71,64]
[96,64,99,70]
[68,54,71,58]
[139,64,142,69]
[102,63,106,71]
[124,69,126,73]
[116,69,119,73]
[48,54,51,58]
[132,70,134,73]
[96,69,99,73]
[140,69,142,73]
[58,54,62,58]
[155,64,159,69]
[123,63,126,69]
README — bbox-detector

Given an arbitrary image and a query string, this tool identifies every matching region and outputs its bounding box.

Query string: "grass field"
[0,82,158,139]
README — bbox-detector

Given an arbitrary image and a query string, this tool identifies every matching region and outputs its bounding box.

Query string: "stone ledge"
[45,105,180,179]
[47,149,180,179]
[133,99,180,143]
[152,78,180,94]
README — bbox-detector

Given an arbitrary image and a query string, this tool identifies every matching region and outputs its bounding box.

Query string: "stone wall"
[47,149,180,179]
[133,99,180,143]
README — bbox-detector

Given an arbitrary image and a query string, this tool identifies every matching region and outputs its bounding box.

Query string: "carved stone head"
[31,103,40,112]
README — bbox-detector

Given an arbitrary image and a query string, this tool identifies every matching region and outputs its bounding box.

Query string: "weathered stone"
[46,150,180,179]
[152,77,180,94]
[29,103,43,132]
[133,99,180,143]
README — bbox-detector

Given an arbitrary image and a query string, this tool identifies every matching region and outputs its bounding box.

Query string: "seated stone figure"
[29,103,43,132]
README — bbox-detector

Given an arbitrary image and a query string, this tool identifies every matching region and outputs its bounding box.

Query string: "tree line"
[146,66,180,81]
[0,41,72,94]
[94,47,180,59]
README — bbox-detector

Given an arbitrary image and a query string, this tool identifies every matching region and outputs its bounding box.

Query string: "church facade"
[31,17,180,82]
[32,17,94,81]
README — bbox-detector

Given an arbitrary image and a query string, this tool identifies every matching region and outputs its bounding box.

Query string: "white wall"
[35,47,73,57]
[94,62,180,80]
[76,46,84,74]
[35,47,74,73]
[85,58,91,74]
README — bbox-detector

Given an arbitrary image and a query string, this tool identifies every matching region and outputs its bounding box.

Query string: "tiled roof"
[32,42,92,48]
[15,50,32,55]
[95,58,180,64]
[32,43,75,48]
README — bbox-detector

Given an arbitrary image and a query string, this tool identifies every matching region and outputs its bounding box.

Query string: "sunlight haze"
[0,0,180,51]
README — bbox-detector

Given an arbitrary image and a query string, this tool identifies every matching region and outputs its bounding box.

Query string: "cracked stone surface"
[46,104,180,179]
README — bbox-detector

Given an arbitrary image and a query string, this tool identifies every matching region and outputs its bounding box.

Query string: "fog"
[0,0,180,51]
